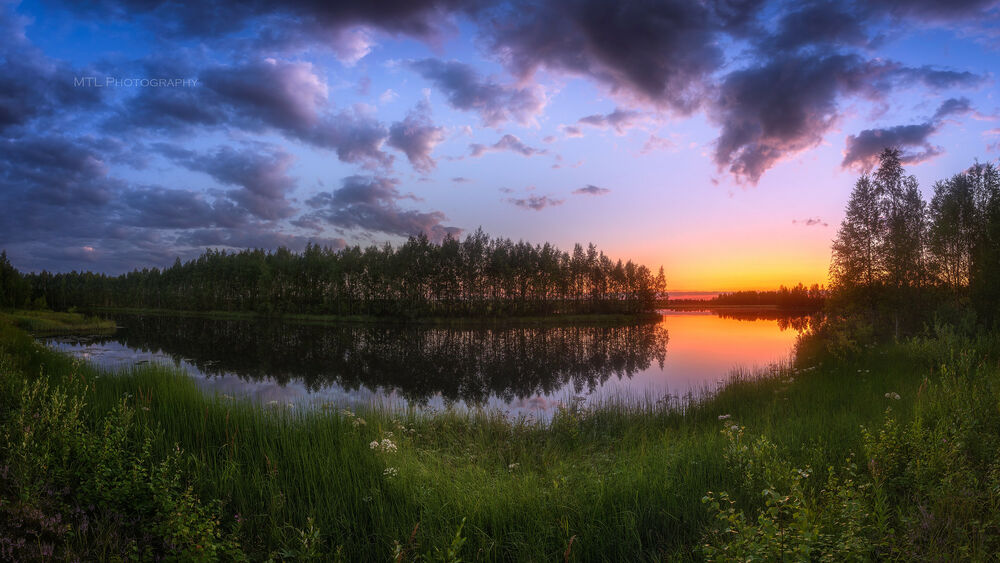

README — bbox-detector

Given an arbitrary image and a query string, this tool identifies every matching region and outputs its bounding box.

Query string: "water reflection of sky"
[44,311,802,420]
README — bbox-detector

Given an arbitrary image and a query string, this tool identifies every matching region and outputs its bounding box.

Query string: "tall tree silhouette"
[19,231,669,318]
[830,174,881,312]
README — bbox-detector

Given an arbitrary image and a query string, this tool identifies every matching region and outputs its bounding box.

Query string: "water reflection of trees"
[711,310,817,332]
[101,315,669,405]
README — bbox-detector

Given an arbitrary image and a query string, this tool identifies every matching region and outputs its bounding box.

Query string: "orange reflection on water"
[616,310,803,398]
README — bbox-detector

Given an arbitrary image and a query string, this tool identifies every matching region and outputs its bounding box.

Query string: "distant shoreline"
[85,306,664,327]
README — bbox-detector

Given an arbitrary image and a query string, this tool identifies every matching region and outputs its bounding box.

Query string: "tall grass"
[1,317,997,560]
[0,310,116,335]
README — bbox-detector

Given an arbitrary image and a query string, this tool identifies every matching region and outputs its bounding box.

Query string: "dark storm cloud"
[843,123,942,169]
[409,59,546,126]
[932,97,974,120]
[576,108,645,134]
[201,59,328,131]
[842,98,976,170]
[43,0,475,43]
[891,66,985,90]
[0,136,131,257]
[0,136,121,207]
[506,194,564,211]
[763,2,870,52]
[386,100,445,172]
[159,144,298,220]
[0,7,103,132]
[573,185,610,196]
[122,58,394,168]
[482,0,732,112]
[469,135,547,158]
[710,54,985,183]
[299,175,461,240]
[864,0,1000,21]
[121,185,247,229]
[711,54,880,183]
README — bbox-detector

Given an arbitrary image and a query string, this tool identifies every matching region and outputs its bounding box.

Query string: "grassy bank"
[1,319,999,560]
[0,309,116,335]
[86,306,663,327]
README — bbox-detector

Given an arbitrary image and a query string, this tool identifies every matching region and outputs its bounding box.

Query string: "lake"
[43,310,810,418]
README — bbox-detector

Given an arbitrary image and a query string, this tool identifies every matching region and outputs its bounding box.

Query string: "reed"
[0,317,995,560]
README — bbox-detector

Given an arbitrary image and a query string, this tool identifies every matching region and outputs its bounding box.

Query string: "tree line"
[709,283,825,309]
[3,230,668,318]
[829,147,1000,331]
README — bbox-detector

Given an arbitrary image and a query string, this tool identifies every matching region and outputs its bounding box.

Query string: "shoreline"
[84,306,665,327]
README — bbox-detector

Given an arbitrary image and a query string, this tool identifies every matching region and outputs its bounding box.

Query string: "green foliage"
[0,251,31,310]
[701,332,1000,561]
[0,354,245,561]
[1,309,116,335]
[4,314,1000,560]
[17,231,668,318]
[710,283,826,309]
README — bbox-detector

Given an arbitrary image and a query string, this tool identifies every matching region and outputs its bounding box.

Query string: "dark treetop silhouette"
[13,230,668,319]
[829,148,1000,332]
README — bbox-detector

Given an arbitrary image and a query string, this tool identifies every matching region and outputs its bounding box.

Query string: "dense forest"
[0,252,31,310]
[828,148,1000,332]
[1,231,668,318]
[708,283,825,309]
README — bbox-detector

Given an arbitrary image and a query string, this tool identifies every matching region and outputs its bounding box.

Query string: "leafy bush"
[0,357,245,561]
[701,337,1000,560]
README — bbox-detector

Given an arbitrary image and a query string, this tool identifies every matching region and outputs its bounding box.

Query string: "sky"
[1,0,999,290]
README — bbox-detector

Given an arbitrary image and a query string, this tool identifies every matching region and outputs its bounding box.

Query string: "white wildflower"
[508,463,520,472]
[718,414,731,421]
[884,392,901,400]
[370,438,397,453]
[383,467,398,479]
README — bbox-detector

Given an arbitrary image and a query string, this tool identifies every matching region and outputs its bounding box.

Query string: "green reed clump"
[2,316,999,560]
[699,331,1000,560]
[0,309,116,335]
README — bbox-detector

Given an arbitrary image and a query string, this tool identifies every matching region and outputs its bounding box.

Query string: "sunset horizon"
[1,0,996,292]
[3,1,1000,560]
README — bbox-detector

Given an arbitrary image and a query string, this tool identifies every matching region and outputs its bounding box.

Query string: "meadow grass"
[1,316,998,560]
[0,309,116,335]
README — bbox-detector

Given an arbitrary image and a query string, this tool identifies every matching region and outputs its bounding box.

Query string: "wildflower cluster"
[391,418,417,436]
[369,437,398,454]
[340,408,366,428]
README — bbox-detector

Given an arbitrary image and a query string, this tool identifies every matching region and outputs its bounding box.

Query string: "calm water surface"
[43,311,809,418]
